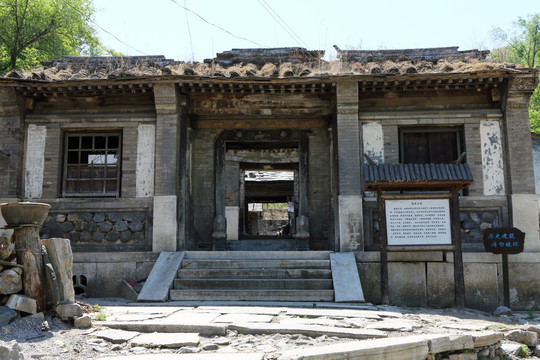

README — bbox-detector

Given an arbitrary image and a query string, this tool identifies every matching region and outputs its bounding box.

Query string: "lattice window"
[399,126,464,164]
[62,132,121,197]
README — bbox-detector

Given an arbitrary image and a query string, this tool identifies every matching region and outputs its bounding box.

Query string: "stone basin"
[0,202,51,227]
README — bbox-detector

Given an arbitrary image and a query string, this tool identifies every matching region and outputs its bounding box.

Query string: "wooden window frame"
[399,126,464,164]
[62,131,122,198]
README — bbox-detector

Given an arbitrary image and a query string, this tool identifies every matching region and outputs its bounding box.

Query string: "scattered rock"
[214,337,230,345]
[202,343,219,351]
[120,280,138,301]
[506,330,538,347]
[501,342,523,356]
[6,294,37,314]
[55,303,82,320]
[535,344,540,357]
[93,329,140,344]
[111,344,123,351]
[41,320,50,331]
[493,306,513,316]
[0,340,24,360]
[0,305,17,326]
[74,314,92,328]
[131,332,199,348]
[0,267,23,295]
[179,346,202,353]
[42,238,75,303]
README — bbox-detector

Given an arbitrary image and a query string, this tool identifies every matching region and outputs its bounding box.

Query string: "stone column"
[0,87,22,198]
[336,81,364,251]
[152,83,181,251]
[503,75,540,251]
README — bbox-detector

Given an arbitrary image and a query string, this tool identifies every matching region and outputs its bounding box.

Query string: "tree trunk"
[14,226,44,312]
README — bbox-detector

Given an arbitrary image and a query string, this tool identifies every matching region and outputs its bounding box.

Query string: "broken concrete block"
[0,340,24,360]
[0,305,17,326]
[120,280,138,301]
[42,238,75,303]
[55,303,82,320]
[6,294,37,314]
[0,267,22,295]
[74,314,92,328]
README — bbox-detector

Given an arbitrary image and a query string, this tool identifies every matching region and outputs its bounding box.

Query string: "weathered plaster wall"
[136,124,155,198]
[362,121,384,164]
[480,119,505,195]
[24,125,46,199]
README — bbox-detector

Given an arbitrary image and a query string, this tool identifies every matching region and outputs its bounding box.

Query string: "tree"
[491,14,540,133]
[0,0,110,73]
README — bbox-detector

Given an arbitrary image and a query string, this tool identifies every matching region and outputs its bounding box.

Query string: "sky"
[92,0,540,62]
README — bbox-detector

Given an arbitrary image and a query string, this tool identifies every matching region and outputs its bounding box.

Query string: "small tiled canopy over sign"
[364,163,474,308]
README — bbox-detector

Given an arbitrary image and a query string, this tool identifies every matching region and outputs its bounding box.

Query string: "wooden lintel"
[194,118,329,129]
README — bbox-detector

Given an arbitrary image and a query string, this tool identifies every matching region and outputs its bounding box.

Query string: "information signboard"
[385,198,452,246]
[483,228,525,255]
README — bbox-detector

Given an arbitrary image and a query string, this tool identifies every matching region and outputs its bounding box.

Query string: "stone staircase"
[169,251,334,302]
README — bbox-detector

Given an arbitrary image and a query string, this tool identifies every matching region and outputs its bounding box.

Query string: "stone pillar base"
[338,195,364,252]
[152,195,177,252]
[511,194,540,252]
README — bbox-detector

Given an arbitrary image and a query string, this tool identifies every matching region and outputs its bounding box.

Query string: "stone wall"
[41,211,150,251]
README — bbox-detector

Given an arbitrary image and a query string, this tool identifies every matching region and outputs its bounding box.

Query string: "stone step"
[183,250,331,260]
[173,278,334,290]
[177,268,332,279]
[181,259,330,269]
[169,289,335,302]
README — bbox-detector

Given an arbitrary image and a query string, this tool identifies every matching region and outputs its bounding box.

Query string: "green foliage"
[0,0,115,73]
[520,343,531,356]
[94,311,106,321]
[492,13,540,133]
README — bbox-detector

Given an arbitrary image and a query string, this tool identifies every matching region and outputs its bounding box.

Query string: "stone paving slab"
[93,329,141,344]
[470,331,503,347]
[138,251,185,302]
[103,306,189,315]
[424,334,474,354]
[197,306,285,315]
[99,353,265,360]
[277,335,429,360]
[102,321,227,336]
[131,332,200,348]
[284,308,390,320]
[279,317,347,327]
[213,314,275,323]
[365,319,416,332]
[165,311,221,324]
[330,252,365,302]
[229,323,387,339]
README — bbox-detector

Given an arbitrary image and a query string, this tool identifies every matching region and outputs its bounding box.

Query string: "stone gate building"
[1,47,539,309]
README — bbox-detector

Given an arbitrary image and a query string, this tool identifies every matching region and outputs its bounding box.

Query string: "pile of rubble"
[0,237,90,329]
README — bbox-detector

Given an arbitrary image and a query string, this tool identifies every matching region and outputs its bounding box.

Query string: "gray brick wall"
[0,87,22,198]
[463,121,483,195]
[154,83,180,196]
[189,129,218,247]
[382,125,399,164]
[336,81,362,195]
[504,78,536,194]
[308,127,332,248]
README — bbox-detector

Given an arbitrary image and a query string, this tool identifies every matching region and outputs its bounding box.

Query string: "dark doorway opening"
[240,164,297,239]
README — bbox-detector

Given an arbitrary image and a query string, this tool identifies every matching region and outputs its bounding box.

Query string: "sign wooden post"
[482,227,525,307]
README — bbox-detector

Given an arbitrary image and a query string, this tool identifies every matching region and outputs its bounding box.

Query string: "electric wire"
[168,0,267,48]
[61,0,147,55]
[257,0,309,49]
[184,0,195,61]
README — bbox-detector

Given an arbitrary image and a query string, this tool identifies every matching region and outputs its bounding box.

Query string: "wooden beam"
[194,118,330,129]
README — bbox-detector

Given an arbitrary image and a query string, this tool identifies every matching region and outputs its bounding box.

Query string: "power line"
[257,0,309,49]
[184,0,195,61]
[168,0,267,48]
[61,0,147,55]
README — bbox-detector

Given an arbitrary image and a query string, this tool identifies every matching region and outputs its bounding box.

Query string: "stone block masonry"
[41,211,149,252]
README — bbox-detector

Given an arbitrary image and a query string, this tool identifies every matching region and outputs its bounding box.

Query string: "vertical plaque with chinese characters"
[385,199,452,246]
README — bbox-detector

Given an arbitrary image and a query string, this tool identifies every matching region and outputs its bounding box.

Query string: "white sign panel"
[386,199,451,246]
